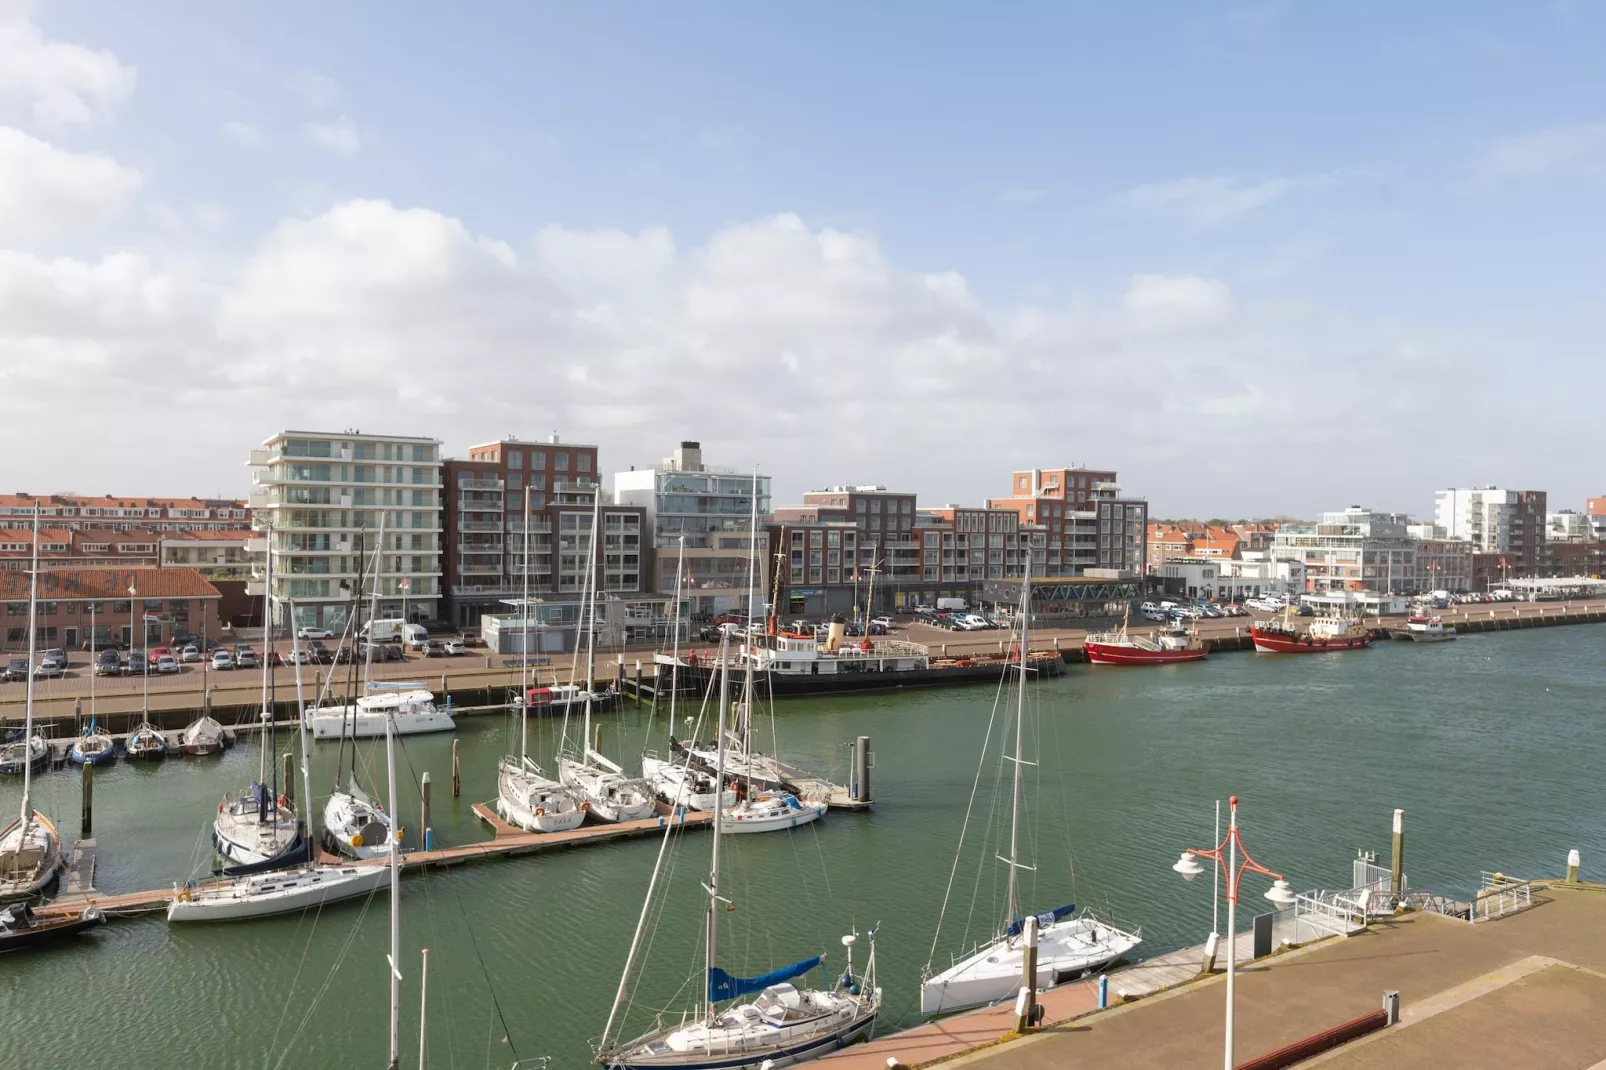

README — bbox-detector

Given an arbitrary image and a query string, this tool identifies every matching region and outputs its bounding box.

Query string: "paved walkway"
[940,885,1606,1069]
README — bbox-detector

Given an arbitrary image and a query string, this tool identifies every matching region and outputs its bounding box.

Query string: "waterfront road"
[4,598,1603,724]
[945,885,1606,1069]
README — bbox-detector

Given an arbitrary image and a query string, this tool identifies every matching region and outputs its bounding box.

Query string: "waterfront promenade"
[4,597,1603,725]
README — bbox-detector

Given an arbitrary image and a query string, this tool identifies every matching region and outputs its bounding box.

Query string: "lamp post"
[1172,795,1297,1070]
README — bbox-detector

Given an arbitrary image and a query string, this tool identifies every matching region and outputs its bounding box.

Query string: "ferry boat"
[1250,609,1372,653]
[1084,619,1207,666]
[1389,615,1456,643]
[658,618,1064,699]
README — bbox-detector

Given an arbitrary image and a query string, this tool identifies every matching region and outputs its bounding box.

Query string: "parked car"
[180,644,201,662]
[1140,608,1168,622]
[290,648,316,665]
[711,613,744,627]
[122,658,153,676]
[297,626,335,640]
[265,652,286,667]
[697,625,722,642]
[205,638,223,652]
[442,638,464,656]
[869,616,894,629]
[170,633,201,650]
[155,655,180,674]
[1,658,27,682]
[38,649,68,674]
[868,622,888,636]
[235,649,260,670]
[148,645,174,663]
[94,650,123,676]
[308,640,331,664]
[211,650,235,671]
[1200,604,1224,619]
[331,645,354,664]
[422,640,445,658]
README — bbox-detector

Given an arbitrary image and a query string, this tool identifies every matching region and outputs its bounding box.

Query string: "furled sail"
[707,955,824,1003]
[1005,903,1075,939]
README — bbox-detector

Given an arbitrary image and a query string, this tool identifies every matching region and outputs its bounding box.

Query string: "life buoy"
[277,795,288,810]
[534,806,545,817]
[579,801,591,812]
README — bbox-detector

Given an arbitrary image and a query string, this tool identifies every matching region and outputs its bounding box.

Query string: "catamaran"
[556,488,653,824]
[497,488,587,833]
[920,563,1141,1017]
[595,631,881,1069]
[0,509,62,899]
[169,617,391,922]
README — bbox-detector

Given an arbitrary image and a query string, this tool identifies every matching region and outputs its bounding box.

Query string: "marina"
[0,621,1600,1066]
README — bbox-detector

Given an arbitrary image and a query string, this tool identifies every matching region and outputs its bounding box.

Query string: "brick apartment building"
[987,466,1148,575]
[0,567,222,653]
[442,435,648,629]
[0,493,249,531]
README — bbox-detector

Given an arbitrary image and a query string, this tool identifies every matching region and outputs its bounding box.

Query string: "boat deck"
[33,803,713,920]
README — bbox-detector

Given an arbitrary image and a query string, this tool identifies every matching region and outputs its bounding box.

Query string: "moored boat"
[1389,615,1456,643]
[0,731,49,776]
[0,902,104,952]
[303,689,455,739]
[1250,609,1372,653]
[180,714,228,756]
[1084,615,1207,666]
[124,721,169,761]
[68,720,117,766]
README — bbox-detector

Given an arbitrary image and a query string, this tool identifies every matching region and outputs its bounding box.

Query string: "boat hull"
[667,653,1065,699]
[67,739,118,766]
[1389,629,1456,643]
[922,915,1141,1017]
[168,863,390,922]
[0,738,49,776]
[1083,642,1207,666]
[0,906,104,952]
[497,760,587,833]
[602,1008,876,1069]
[722,798,826,834]
[0,812,61,899]
[305,708,455,740]
[1250,629,1372,654]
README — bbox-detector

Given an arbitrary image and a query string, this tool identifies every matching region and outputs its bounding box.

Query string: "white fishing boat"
[596,631,881,1070]
[304,689,455,739]
[556,489,653,824]
[1389,614,1456,643]
[497,488,586,834]
[0,510,62,900]
[170,614,393,923]
[180,714,228,756]
[920,563,1141,1017]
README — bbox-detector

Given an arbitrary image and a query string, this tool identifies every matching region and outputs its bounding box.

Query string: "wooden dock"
[34,803,713,920]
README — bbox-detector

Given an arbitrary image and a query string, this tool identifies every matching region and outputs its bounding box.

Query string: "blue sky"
[3,1,1603,516]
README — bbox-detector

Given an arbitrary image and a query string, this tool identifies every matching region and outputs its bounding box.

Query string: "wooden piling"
[1390,808,1405,899]
[451,738,461,797]
[634,660,643,705]
[283,752,295,804]
[74,697,82,736]
[80,759,93,838]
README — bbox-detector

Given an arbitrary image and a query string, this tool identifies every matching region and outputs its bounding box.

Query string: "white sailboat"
[0,509,62,900]
[497,487,586,834]
[557,487,653,824]
[169,615,391,922]
[211,527,308,872]
[596,632,880,1070]
[919,562,1141,1017]
[322,530,395,861]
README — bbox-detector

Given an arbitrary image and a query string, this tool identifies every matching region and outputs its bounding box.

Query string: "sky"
[2,1,1604,519]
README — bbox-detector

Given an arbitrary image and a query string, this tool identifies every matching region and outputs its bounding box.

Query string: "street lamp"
[1173,795,1296,1070]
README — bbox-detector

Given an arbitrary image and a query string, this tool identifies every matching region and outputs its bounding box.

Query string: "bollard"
[451,738,461,797]
[853,736,871,804]
[1201,930,1219,973]
[421,771,432,852]
[81,758,93,837]
[1382,989,1400,1026]
[440,674,448,704]
[74,697,82,736]
[1098,973,1109,1009]
[634,660,643,706]
[1016,914,1039,1032]
[282,752,295,804]
[1390,808,1405,901]
[1568,849,1581,883]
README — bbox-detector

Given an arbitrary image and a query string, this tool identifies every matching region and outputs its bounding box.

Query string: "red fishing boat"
[1250,609,1372,653]
[1084,618,1208,665]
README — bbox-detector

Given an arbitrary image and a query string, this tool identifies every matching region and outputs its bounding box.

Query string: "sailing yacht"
[556,489,653,824]
[321,532,395,861]
[920,563,1140,1017]
[211,533,308,872]
[0,731,48,776]
[67,720,117,767]
[497,488,586,833]
[0,510,62,899]
[596,633,881,1070]
[179,714,228,756]
[171,618,391,922]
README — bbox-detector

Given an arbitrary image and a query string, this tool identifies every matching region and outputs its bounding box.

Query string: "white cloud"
[306,115,361,155]
[1116,175,1295,227]
[1123,273,1236,330]
[221,120,265,148]
[1478,121,1606,179]
[290,70,341,111]
[0,126,140,237]
[0,1,136,123]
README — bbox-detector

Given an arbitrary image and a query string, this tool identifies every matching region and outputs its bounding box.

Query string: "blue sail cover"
[1006,903,1075,939]
[707,955,824,1003]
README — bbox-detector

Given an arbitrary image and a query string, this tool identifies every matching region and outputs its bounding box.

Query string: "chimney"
[674,441,704,472]
[550,431,560,444]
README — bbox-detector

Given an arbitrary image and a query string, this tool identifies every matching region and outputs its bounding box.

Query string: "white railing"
[1471,872,1532,922]
[1294,889,1371,937]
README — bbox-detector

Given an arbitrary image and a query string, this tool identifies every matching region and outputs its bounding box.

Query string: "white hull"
[213,797,300,867]
[921,914,1140,1016]
[0,812,61,899]
[168,862,390,922]
[723,795,826,835]
[642,756,735,812]
[305,706,455,739]
[559,758,655,824]
[497,757,587,833]
[604,985,878,1069]
[323,787,393,860]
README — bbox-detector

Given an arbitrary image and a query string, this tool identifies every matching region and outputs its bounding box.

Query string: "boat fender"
[277,795,288,810]
[579,801,591,812]
[351,832,364,848]
[534,806,545,817]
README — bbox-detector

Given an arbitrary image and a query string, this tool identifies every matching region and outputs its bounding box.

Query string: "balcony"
[458,477,504,491]
[456,563,503,576]
[456,520,503,532]
[248,491,269,511]
[247,448,271,467]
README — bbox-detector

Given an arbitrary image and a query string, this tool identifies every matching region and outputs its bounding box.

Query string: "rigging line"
[449,862,523,1064]
[266,885,330,1057]
[270,881,384,1070]
[924,659,1012,973]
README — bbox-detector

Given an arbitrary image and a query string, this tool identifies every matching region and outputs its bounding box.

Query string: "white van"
[936,597,969,612]
[360,619,430,648]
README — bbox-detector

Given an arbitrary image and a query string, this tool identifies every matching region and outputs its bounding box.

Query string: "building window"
[554,453,569,472]
[577,454,592,473]
[856,501,866,513]
[508,450,523,469]
[870,500,881,513]
[509,473,523,490]
[531,451,545,470]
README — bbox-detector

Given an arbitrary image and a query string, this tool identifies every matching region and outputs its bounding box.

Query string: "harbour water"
[1,625,1602,1068]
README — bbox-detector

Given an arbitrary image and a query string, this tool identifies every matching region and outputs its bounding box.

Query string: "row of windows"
[4,599,185,615]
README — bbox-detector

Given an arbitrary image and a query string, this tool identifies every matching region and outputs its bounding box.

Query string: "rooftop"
[0,567,222,601]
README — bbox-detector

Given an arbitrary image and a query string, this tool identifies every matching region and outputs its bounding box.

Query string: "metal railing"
[1471,872,1532,922]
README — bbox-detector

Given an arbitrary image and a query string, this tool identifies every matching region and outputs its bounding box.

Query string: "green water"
[2,626,1603,1069]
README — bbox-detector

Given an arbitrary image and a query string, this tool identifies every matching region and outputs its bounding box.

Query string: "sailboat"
[642,538,736,813]
[0,730,49,776]
[497,487,587,834]
[179,714,228,756]
[67,719,117,767]
[558,488,654,824]
[324,531,395,862]
[596,632,881,1069]
[0,508,63,899]
[170,613,392,922]
[211,531,309,873]
[124,577,169,761]
[919,562,1141,1017]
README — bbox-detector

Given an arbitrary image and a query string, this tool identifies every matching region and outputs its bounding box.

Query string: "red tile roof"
[0,568,221,601]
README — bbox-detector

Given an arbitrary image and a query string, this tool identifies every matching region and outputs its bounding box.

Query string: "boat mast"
[666,535,686,735]
[1006,555,1031,926]
[581,484,600,762]
[258,523,273,787]
[19,507,39,823]
[738,471,759,780]
[289,599,314,868]
[705,637,732,1023]
[385,649,402,1070]
[334,529,365,791]
[520,488,531,763]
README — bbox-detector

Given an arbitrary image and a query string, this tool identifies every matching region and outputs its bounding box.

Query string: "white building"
[1435,486,1516,552]
[1271,506,1417,594]
[1548,510,1590,540]
[1160,558,1297,601]
[247,430,444,630]
[614,441,771,616]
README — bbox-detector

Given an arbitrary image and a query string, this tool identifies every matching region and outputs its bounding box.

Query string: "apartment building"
[1587,497,1606,539]
[1548,510,1591,541]
[1434,486,1547,575]
[988,467,1148,575]
[1271,507,1418,594]
[160,530,255,583]
[0,567,222,652]
[614,442,769,617]
[0,527,162,570]
[247,430,444,631]
[441,435,647,629]
[0,494,249,531]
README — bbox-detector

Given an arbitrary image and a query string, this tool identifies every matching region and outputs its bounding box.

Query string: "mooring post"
[1098,973,1109,1010]
[451,738,461,797]
[649,669,660,718]
[616,657,625,697]
[1568,848,1581,883]
[854,736,871,804]
[283,752,295,804]
[74,697,82,737]
[440,674,448,706]
[634,660,643,705]
[1015,914,1040,1032]
[1390,808,1405,900]
[421,771,433,852]
[80,759,93,838]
